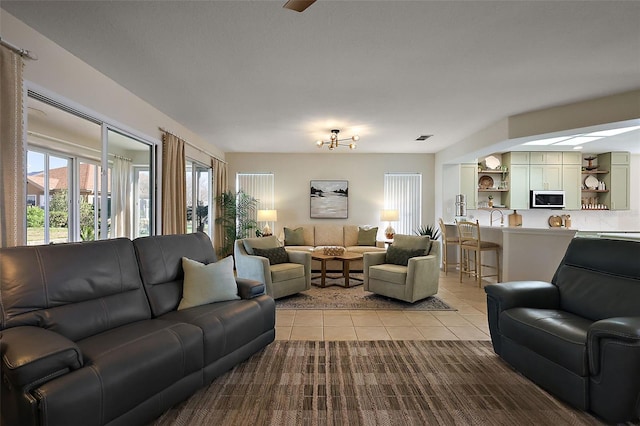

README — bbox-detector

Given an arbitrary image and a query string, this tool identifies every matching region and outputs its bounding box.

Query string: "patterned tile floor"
[275,270,493,341]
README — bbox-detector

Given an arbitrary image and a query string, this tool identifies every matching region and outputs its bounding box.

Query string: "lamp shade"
[257,209,278,222]
[380,209,399,222]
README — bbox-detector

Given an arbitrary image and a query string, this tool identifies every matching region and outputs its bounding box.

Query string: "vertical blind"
[236,173,275,221]
[384,173,422,235]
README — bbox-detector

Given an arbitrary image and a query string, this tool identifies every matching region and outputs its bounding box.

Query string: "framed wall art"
[310,180,348,219]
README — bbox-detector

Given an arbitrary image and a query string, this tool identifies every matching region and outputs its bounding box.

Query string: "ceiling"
[3,1,640,155]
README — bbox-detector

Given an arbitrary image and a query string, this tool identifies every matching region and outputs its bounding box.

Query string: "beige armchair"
[363,234,440,303]
[235,236,311,299]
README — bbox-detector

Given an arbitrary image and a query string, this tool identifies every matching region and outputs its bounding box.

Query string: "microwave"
[530,190,565,209]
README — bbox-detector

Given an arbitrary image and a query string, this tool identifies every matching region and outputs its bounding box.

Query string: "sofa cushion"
[77,319,203,423]
[386,245,425,266]
[242,235,280,255]
[133,232,218,317]
[346,246,386,255]
[284,227,305,246]
[0,238,151,342]
[393,234,431,252]
[253,246,289,265]
[160,296,275,365]
[177,256,239,310]
[500,307,591,376]
[271,263,305,282]
[315,224,344,246]
[343,225,360,247]
[357,227,378,246]
[369,264,408,285]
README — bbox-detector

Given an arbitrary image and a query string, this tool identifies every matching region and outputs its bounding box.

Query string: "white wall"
[226,153,435,239]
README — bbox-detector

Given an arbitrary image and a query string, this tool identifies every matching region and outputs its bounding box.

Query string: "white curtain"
[237,172,275,212]
[111,156,132,238]
[384,173,422,235]
[0,45,26,247]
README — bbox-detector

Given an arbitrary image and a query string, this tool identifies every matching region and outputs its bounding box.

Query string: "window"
[383,173,422,235]
[186,160,212,235]
[237,173,275,232]
[25,93,156,244]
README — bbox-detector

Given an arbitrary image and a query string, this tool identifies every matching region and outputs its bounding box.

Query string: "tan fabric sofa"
[281,224,386,271]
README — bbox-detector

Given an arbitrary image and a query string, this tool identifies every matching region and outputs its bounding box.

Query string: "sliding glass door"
[26,93,156,244]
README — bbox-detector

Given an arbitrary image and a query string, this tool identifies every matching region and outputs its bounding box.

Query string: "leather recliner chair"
[485,237,640,423]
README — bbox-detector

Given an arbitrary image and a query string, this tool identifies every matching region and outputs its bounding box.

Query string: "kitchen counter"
[444,224,577,282]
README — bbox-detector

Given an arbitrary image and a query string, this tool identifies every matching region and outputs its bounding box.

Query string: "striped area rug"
[152,340,603,425]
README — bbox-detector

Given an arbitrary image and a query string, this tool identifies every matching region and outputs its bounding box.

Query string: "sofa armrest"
[484,281,560,312]
[286,249,311,266]
[1,326,83,389]
[588,316,640,375]
[235,241,272,286]
[235,277,266,299]
[363,251,387,267]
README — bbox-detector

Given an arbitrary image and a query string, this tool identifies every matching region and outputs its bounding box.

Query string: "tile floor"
[275,270,493,341]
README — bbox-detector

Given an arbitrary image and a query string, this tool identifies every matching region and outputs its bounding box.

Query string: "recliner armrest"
[236,277,266,299]
[588,316,640,375]
[1,326,83,389]
[484,281,560,311]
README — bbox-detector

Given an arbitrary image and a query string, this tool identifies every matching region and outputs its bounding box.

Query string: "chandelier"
[315,129,359,150]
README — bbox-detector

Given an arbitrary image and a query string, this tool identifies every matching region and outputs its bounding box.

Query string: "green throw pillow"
[357,227,378,246]
[284,227,305,246]
[178,256,239,310]
[385,245,426,266]
[253,246,290,265]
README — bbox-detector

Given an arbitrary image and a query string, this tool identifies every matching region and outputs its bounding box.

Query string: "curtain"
[0,45,26,247]
[161,132,186,234]
[111,156,132,238]
[384,173,422,235]
[212,157,227,257]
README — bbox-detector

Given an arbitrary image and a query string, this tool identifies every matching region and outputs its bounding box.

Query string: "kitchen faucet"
[490,209,504,226]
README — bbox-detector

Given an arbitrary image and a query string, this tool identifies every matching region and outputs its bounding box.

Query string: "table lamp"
[257,209,277,236]
[380,209,399,239]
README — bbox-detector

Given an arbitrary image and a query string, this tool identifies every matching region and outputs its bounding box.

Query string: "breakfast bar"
[444,224,577,282]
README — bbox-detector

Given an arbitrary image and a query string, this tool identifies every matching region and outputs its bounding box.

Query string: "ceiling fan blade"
[283,0,317,12]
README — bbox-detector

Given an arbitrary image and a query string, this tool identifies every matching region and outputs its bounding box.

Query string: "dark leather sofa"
[485,237,640,423]
[0,232,275,426]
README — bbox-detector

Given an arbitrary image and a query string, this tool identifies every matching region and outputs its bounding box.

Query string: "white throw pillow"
[177,256,239,310]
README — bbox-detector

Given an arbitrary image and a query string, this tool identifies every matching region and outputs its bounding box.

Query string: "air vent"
[415,135,433,141]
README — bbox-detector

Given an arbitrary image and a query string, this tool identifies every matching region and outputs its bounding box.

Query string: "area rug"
[276,277,454,311]
[152,340,604,426]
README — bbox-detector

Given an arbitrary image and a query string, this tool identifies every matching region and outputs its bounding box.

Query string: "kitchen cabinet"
[503,153,529,209]
[460,164,478,209]
[530,152,562,165]
[562,165,582,209]
[599,151,630,211]
[562,152,582,165]
[530,164,562,190]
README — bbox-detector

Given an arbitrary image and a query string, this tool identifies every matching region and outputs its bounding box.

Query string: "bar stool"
[438,218,460,275]
[456,220,500,287]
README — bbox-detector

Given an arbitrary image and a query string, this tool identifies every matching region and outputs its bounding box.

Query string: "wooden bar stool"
[456,220,500,287]
[438,218,460,275]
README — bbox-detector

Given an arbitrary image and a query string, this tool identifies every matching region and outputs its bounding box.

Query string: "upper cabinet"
[468,151,630,211]
[529,151,563,165]
[596,152,630,210]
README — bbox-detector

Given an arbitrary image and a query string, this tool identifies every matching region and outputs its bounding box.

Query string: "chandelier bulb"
[349,143,356,150]
[316,140,323,147]
[352,135,360,142]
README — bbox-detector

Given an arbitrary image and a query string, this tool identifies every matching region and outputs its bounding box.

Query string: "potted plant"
[414,224,441,241]
[214,190,259,258]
